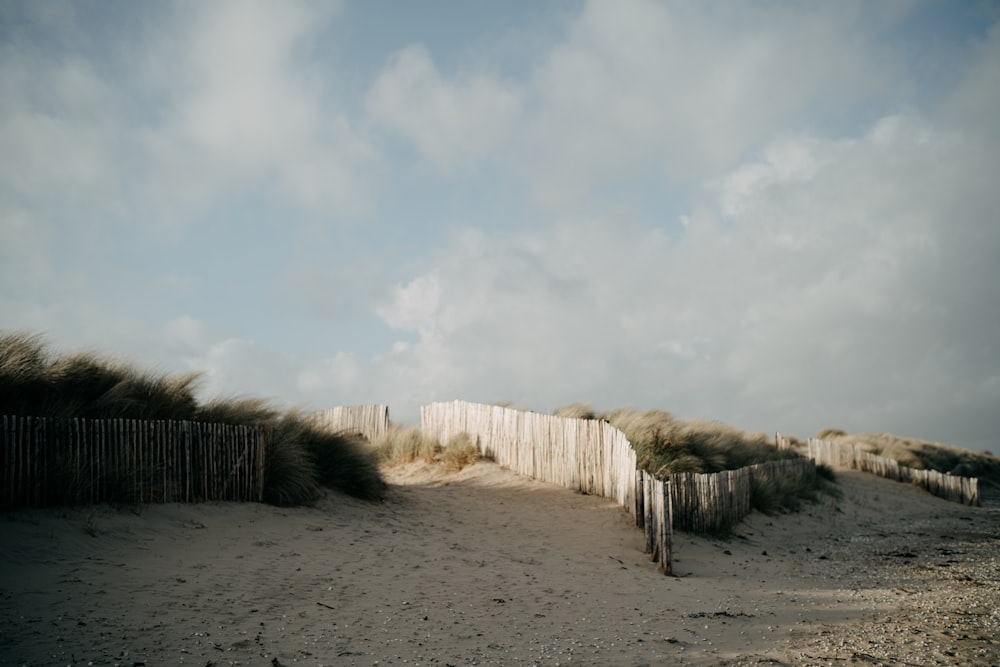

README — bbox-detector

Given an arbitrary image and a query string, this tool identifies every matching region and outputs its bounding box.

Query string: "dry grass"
[440,432,480,471]
[556,405,830,514]
[816,429,1000,488]
[0,330,385,505]
[597,408,796,476]
[374,425,439,464]
[374,426,480,472]
[552,402,598,420]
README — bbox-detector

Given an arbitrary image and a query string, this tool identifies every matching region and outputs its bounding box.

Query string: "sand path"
[2,461,998,666]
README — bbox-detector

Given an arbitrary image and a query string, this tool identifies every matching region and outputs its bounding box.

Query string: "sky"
[2,0,999,454]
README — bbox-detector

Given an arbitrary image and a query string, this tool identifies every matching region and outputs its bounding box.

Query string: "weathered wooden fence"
[1,415,266,508]
[424,402,673,570]
[421,401,638,511]
[807,438,979,506]
[636,470,673,574]
[668,458,816,533]
[309,404,390,442]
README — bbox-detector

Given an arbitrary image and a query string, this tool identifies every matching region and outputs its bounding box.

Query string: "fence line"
[667,458,816,533]
[807,438,979,506]
[309,404,390,442]
[421,401,638,512]
[775,432,796,451]
[422,400,668,571]
[1,415,266,508]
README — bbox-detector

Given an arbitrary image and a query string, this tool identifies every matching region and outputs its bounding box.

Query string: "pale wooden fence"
[1,415,266,508]
[423,401,676,573]
[421,401,638,510]
[807,438,979,506]
[668,458,816,533]
[420,403,839,572]
[309,404,390,442]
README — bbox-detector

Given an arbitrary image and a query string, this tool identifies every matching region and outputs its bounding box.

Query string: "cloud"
[140,0,375,219]
[516,0,903,212]
[365,44,523,168]
[374,106,1000,447]
[0,0,375,228]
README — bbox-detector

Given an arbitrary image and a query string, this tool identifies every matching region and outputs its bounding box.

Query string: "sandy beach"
[2,461,997,666]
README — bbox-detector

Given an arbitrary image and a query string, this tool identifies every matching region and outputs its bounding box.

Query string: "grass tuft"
[1,330,386,506]
[815,429,1000,489]
[599,408,796,475]
[374,425,439,464]
[441,432,480,471]
[552,403,597,420]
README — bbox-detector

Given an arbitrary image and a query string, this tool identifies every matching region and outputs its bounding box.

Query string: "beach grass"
[1,331,385,505]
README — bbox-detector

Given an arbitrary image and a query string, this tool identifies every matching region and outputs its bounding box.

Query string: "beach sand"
[2,461,997,666]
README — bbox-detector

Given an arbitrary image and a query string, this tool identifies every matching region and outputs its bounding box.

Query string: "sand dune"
[2,461,997,666]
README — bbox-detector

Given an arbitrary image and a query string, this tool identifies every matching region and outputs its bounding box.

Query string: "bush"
[441,432,479,471]
[373,425,439,464]
[0,330,387,506]
[552,403,597,420]
[263,418,321,506]
[602,408,795,476]
[297,422,384,501]
[817,428,1000,488]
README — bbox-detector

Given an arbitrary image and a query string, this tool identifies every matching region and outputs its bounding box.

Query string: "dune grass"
[1,330,385,505]
[373,424,481,472]
[373,425,440,464]
[555,403,834,513]
[440,431,480,471]
[816,428,1000,489]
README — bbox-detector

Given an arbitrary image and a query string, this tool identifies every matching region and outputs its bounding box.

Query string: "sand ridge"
[1,461,998,666]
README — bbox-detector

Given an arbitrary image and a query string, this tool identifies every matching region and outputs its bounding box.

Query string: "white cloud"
[365,44,523,168]
[377,273,442,335]
[297,351,361,398]
[517,0,901,212]
[372,106,1000,446]
[0,0,374,228]
[139,0,375,219]
[0,54,126,210]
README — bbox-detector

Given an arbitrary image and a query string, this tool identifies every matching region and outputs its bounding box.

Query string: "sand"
[1,461,998,666]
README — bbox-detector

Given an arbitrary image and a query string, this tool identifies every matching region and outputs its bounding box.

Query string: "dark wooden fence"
[1,415,266,508]
[668,458,816,533]
[807,437,979,506]
[309,404,390,442]
[636,470,672,574]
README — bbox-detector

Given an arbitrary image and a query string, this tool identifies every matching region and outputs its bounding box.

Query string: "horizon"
[2,1,999,456]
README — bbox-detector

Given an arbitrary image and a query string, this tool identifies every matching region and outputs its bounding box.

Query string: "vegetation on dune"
[373,424,481,472]
[815,428,1000,489]
[555,403,836,513]
[440,431,480,471]
[556,404,796,475]
[373,425,439,464]
[0,331,385,505]
[750,463,841,516]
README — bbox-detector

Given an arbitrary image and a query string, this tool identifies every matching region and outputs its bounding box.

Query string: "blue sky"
[2,0,999,454]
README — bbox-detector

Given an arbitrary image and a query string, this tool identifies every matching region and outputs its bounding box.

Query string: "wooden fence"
[1,415,266,508]
[807,438,979,506]
[636,470,673,574]
[309,404,390,442]
[421,401,638,511]
[424,402,674,571]
[668,458,816,533]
